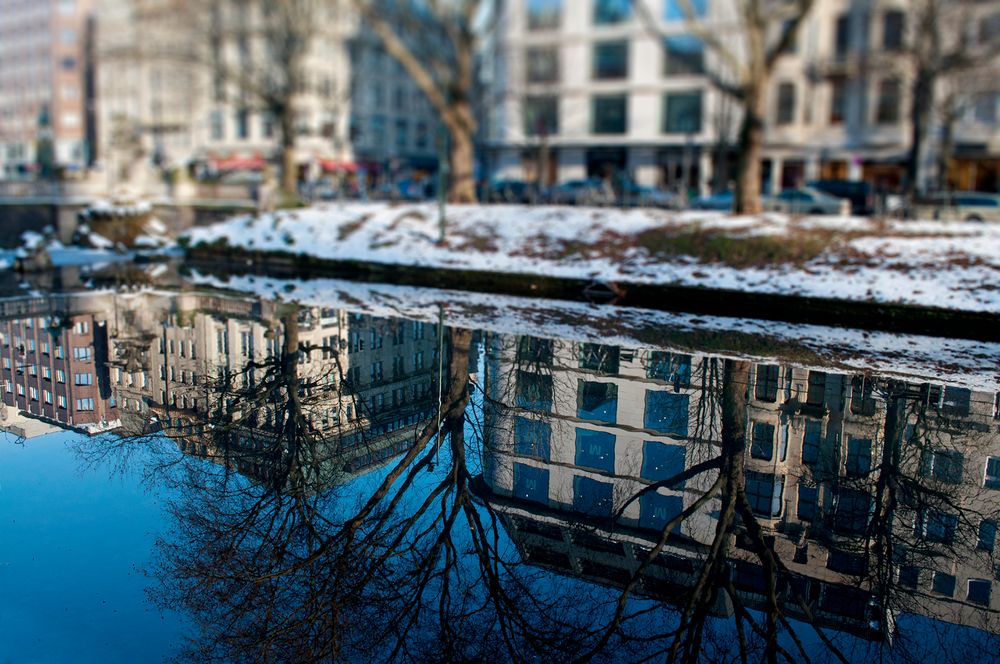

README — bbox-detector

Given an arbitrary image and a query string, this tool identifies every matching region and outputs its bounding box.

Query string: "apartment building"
[477,332,1000,643]
[0,0,96,177]
[483,0,1000,194]
[94,0,442,196]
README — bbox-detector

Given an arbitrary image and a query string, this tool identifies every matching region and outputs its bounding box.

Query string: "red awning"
[320,159,358,173]
[213,156,267,171]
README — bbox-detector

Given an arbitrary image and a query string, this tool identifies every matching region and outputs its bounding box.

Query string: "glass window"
[517,336,554,364]
[850,375,877,415]
[834,13,850,57]
[577,381,618,423]
[830,76,847,124]
[833,488,872,535]
[647,352,691,386]
[751,422,775,460]
[641,441,686,484]
[806,371,827,405]
[517,370,553,412]
[985,456,1000,489]
[526,0,561,30]
[524,96,559,136]
[639,492,683,531]
[802,420,822,464]
[210,111,224,140]
[968,579,992,606]
[575,428,616,472]
[592,95,628,134]
[876,78,901,124]
[746,471,784,517]
[593,0,630,25]
[513,463,550,504]
[755,364,779,402]
[664,0,706,21]
[798,484,817,521]
[663,36,703,76]
[236,109,249,139]
[918,509,958,544]
[775,82,796,125]
[579,343,620,374]
[978,519,997,552]
[573,475,614,517]
[883,10,904,50]
[846,437,871,477]
[526,47,559,83]
[644,391,689,436]
[920,449,964,484]
[662,91,702,133]
[942,386,971,416]
[932,571,955,596]
[592,40,629,80]
[514,416,551,459]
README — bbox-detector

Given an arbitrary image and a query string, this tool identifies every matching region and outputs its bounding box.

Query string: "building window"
[883,10,904,51]
[593,0,630,25]
[573,475,614,517]
[210,111,224,140]
[74,372,93,386]
[577,380,618,423]
[802,420,821,464]
[830,76,847,124]
[845,437,871,477]
[639,492,683,531]
[797,484,818,521]
[920,449,963,484]
[526,0,561,30]
[663,36,704,76]
[664,0,706,21]
[931,571,956,596]
[641,441,686,484]
[579,343,619,374]
[513,462,549,504]
[516,370,553,412]
[662,91,702,133]
[834,13,851,57]
[968,579,992,606]
[592,95,627,134]
[514,416,551,459]
[755,364,779,402]
[876,78,901,124]
[236,109,250,139]
[76,398,95,411]
[526,47,559,83]
[592,40,629,80]
[751,422,775,460]
[395,118,408,150]
[775,82,796,125]
[746,470,784,517]
[523,96,559,136]
[985,456,1000,489]
[979,519,997,552]
[980,12,1000,44]
[575,428,616,473]
[644,391,689,436]
[73,347,92,360]
[58,395,67,409]
[918,508,958,544]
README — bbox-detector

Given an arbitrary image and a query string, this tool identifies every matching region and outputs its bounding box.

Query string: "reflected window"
[644,391,689,436]
[746,471,784,517]
[833,488,872,535]
[797,484,817,521]
[845,437,871,477]
[647,351,691,386]
[526,47,560,83]
[592,40,629,80]
[577,381,618,423]
[850,375,877,415]
[755,364,779,402]
[920,448,963,484]
[513,462,550,504]
[664,0,706,21]
[573,475,614,517]
[575,428,616,472]
[883,10,904,51]
[593,0,630,24]
[663,36,703,76]
[639,491,683,531]
[806,371,826,406]
[750,422,775,460]
[918,508,958,544]
[827,549,865,575]
[592,94,628,134]
[898,565,920,589]
[526,0,561,30]
[662,91,702,133]
[641,441,686,485]
[802,420,821,465]
[978,519,997,552]
[579,343,620,374]
[516,336,554,364]
[932,571,956,597]
[820,586,868,618]
[968,579,992,606]
[514,416,551,460]
[523,96,559,136]
[987,457,1000,489]
[942,386,971,416]
[517,370,553,412]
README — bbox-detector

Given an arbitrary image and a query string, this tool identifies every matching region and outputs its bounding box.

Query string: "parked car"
[618,182,677,209]
[546,179,615,206]
[807,179,876,215]
[911,191,1000,222]
[486,179,540,204]
[691,190,734,211]
[765,186,850,215]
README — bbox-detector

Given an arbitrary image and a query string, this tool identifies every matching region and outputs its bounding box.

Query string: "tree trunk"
[447,113,477,203]
[906,70,934,197]
[280,110,298,196]
[733,86,767,214]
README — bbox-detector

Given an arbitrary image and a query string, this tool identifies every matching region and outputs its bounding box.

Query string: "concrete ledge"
[185,244,1000,343]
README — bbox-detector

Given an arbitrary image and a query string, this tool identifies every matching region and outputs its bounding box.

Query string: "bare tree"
[349,0,488,202]
[636,0,815,213]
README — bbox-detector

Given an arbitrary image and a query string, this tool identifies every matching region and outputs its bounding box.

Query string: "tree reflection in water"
[71,293,1000,663]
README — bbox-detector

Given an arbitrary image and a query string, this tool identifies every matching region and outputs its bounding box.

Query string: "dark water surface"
[1,266,999,663]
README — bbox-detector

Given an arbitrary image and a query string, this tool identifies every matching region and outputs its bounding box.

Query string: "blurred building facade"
[0,0,97,178]
[481,0,1000,194]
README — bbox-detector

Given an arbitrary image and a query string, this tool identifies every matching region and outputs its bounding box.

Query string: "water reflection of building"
[106,290,442,486]
[0,293,118,432]
[478,333,1000,641]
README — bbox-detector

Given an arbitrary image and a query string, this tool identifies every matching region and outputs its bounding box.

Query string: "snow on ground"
[184,203,1000,313]
[189,270,1000,392]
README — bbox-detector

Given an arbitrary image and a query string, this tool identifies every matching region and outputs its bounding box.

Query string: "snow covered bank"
[183,203,1000,314]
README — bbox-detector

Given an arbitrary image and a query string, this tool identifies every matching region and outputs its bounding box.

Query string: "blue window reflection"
[575,428,616,473]
[644,391,689,435]
[578,380,618,424]
[639,492,684,531]
[513,462,550,504]
[641,441,686,486]
[514,416,551,460]
[573,475,614,517]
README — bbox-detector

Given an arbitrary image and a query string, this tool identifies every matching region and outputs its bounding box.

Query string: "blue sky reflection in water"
[0,281,999,662]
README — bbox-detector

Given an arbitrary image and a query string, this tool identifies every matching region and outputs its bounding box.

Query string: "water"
[1,266,999,663]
